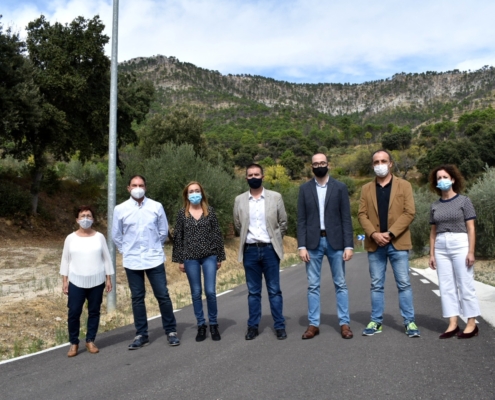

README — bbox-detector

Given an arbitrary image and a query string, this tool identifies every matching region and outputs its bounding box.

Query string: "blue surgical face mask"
[436,179,453,191]
[188,193,202,205]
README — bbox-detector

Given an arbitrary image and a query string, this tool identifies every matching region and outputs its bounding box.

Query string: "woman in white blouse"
[60,205,114,357]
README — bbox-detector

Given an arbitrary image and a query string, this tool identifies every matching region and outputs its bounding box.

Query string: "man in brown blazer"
[358,150,420,338]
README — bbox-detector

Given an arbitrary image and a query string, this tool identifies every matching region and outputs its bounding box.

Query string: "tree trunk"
[30,165,44,215]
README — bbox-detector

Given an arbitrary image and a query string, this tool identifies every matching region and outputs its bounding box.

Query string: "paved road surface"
[2,253,495,399]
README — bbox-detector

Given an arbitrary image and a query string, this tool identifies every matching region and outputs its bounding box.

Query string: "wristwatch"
[388,231,395,239]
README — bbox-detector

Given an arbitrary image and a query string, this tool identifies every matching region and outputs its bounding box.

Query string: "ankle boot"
[196,324,207,342]
[210,324,221,341]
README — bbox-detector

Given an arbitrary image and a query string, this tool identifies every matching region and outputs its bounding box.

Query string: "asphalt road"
[2,253,495,400]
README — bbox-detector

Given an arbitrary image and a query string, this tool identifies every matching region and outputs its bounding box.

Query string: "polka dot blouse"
[172,206,226,264]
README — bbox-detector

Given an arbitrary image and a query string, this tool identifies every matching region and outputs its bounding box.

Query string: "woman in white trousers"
[428,164,480,339]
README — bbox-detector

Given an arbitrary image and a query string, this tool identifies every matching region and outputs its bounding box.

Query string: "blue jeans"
[67,282,105,345]
[368,244,415,325]
[184,255,218,326]
[306,237,350,326]
[243,244,285,330]
[125,263,176,337]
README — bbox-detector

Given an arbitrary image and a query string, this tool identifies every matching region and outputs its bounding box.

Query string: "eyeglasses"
[312,162,328,168]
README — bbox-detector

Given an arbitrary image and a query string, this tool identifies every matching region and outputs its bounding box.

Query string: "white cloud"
[3,0,495,83]
[456,57,495,72]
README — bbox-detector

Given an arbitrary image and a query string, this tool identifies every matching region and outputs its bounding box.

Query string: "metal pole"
[107,0,119,312]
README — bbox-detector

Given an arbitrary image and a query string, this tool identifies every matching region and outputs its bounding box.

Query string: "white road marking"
[217,290,233,297]
[420,279,430,284]
[411,272,419,276]
[0,342,71,365]
[432,290,440,297]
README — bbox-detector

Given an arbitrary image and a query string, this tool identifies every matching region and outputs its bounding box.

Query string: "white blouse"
[60,232,114,288]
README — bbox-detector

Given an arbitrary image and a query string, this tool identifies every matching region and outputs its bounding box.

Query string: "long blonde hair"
[183,181,209,218]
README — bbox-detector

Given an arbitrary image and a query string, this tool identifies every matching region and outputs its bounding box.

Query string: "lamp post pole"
[107,0,119,312]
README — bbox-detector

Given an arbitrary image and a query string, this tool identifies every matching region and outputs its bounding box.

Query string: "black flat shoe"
[245,327,259,340]
[457,325,479,339]
[439,326,459,339]
[276,329,287,340]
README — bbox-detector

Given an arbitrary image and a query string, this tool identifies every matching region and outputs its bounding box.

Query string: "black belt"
[320,230,327,237]
[245,242,270,248]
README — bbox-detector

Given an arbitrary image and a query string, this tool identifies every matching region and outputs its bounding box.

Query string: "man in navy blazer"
[297,153,354,339]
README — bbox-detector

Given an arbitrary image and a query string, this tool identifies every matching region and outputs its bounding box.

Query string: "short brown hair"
[128,174,147,186]
[429,164,465,196]
[74,205,96,221]
[245,163,264,176]
[372,149,393,162]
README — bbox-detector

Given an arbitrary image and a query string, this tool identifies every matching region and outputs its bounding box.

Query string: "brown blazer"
[358,176,415,252]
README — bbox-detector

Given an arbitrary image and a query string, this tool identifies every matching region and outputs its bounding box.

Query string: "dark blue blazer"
[297,177,353,251]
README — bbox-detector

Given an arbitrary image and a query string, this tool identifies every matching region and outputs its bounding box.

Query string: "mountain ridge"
[120,55,495,122]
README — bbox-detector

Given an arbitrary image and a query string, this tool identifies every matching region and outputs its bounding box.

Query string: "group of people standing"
[59,150,481,357]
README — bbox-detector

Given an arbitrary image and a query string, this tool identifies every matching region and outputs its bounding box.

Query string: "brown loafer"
[302,325,320,340]
[85,342,99,354]
[67,344,78,357]
[341,324,353,339]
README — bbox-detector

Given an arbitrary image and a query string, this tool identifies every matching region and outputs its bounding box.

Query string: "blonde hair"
[182,181,209,217]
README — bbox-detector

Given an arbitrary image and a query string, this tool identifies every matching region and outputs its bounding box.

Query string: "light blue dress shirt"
[315,177,329,230]
[112,197,169,270]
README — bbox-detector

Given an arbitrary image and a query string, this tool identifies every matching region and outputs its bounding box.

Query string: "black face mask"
[312,166,328,178]
[247,178,263,189]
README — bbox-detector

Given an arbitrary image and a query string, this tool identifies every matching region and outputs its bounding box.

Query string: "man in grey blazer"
[234,163,288,341]
[298,153,354,340]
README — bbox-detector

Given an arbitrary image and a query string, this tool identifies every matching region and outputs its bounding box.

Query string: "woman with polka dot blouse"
[172,181,226,342]
[428,164,480,339]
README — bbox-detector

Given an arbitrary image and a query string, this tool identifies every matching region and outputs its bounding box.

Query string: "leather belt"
[245,242,270,248]
[320,230,327,237]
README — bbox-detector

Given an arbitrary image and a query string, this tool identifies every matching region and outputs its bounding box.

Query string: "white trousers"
[435,232,481,318]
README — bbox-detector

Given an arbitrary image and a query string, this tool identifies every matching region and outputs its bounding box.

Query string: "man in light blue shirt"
[112,175,179,349]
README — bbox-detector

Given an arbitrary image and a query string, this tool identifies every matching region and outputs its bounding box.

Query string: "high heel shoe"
[457,325,479,339]
[439,326,459,339]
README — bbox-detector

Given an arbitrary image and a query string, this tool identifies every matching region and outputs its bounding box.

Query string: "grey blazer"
[297,177,353,251]
[233,189,287,262]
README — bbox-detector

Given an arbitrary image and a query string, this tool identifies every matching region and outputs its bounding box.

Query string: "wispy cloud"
[3,0,495,83]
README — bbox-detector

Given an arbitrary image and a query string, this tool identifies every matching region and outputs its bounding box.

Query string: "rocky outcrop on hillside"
[120,55,495,117]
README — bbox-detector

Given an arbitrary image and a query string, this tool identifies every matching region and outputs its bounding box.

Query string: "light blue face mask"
[436,179,453,191]
[188,193,202,205]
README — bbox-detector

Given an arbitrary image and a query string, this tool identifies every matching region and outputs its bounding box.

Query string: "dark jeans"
[125,263,177,337]
[243,244,285,330]
[67,282,105,345]
[184,255,218,326]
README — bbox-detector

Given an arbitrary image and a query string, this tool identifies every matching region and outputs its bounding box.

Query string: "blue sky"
[3,0,495,84]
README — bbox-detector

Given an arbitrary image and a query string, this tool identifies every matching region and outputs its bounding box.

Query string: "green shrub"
[468,167,495,258]
[0,181,31,217]
[410,188,438,256]
[336,176,357,196]
[0,156,27,178]
[118,144,244,235]
[264,181,299,238]
[66,160,106,185]
[41,167,61,195]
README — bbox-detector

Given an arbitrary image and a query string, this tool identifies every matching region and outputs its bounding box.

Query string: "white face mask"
[374,164,390,178]
[78,218,93,230]
[130,187,145,199]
